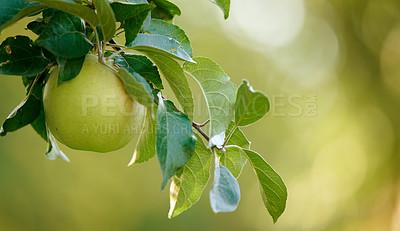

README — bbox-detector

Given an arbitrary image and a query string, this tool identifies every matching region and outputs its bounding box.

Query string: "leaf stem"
[106,48,128,61]
[222,124,238,148]
[91,25,103,63]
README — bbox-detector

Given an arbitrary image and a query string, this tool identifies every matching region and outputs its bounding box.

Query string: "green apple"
[43,54,145,152]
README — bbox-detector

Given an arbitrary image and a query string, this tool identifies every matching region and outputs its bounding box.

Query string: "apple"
[43,54,145,152]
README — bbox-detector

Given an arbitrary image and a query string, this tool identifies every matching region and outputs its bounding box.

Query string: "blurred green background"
[1,0,400,230]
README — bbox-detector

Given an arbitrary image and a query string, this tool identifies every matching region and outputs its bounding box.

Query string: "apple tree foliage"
[0,0,287,222]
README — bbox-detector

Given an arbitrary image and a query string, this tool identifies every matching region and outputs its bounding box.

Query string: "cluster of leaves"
[0,0,287,222]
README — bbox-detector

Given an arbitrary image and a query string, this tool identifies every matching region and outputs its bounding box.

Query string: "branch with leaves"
[0,0,287,223]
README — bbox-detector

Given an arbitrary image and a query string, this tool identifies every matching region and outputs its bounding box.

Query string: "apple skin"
[43,54,145,152]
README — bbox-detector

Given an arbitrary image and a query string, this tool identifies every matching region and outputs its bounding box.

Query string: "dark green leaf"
[156,95,197,190]
[0,36,49,76]
[129,107,157,164]
[29,0,99,27]
[143,51,194,120]
[93,0,116,42]
[128,34,194,62]
[56,56,85,84]
[210,0,230,19]
[146,19,192,57]
[169,134,212,218]
[0,0,46,31]
[0,95,41,136]
[235,80,270,126]
[46,129,70,162]
[243,149,287,223]
[31,104,47,141]
[150,0,181,21]
[118,67,154,110]
[35,11,93,58]
[27,18,47,35]
[210,156,240,213]
[115,53,163,89]
[111,2,155,45]
[183,57,237,148]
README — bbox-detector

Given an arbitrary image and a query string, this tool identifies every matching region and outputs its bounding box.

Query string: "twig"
[192,122,209,142]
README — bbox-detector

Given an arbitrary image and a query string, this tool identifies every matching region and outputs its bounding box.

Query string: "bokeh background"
[1,0,400,230]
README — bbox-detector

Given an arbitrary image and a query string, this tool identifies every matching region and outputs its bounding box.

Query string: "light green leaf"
[235,80,270,126]
[117,67,154,110]
[210,156,240,213]
[151,0,181,20]
[93,0,116,42]
[183,57,237,148]
[29,0,99,27]
[0,36,49,76]
[156,95,197,190]
[210,0,230,19]
[46,129,70,162]
[169,134,212,218]
[35,11,93,58]
[111,2,154,44]
[56,56,85,84]
[143,51,194,120]
[0,0,47,32]
[115,53,163,90]
[146,19,193,57]
[129,107,157,165]
[243,149,287,223]
[128,34,194,62]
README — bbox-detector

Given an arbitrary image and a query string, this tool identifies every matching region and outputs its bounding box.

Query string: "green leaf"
[46,129,70,162]
[56,56,85,84]
[111,2,155,45]
[235,80,270,127]
[93,0,117,42]
[31,104,47,141]
[156,95,197,190]
[210,156,240,213]
[129,107,157,165]
[225,121,251,149]
[128,34,194,62]
[115,53,163,90]
[242,149,287,223]
[151,0,181,21]
[143,51,194,120]
[117,67,154,110]
[29,0,99,27]
[168,134,212,218]
[35,11,93,58]
[0,36,49,76]
[146,19,192,57]
[27,18,47,35]
[210,0,230,19]
[183,57,237,148]
[0,0,47,32]
[0,94,41,136]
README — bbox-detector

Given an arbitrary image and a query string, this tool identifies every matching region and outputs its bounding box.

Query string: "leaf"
[35,11,93,58]
[156,95,197,190]
[115,53,163,90]
[128,107,157,165]
[111,2,155,45]
[31,104,47,141]
[0,94,41,136]
[117,66,154,110]
[29,0,99,27]
[225,121,251,149]
[242,149,287,223]
[27,18,47,35]
[46,129,70,162]
[143,51,194,120]
[56,56,85,84]
[235,80,270,126]
[128,34,194,62]
[210,0,230,19]
[168,134,212,218]
[0,36,49,76]
[183,57,237,148]
[0,0,47,32]
[93,0,117,42]
[151,0,181,21]
[209,156,240,213]
[146,19,192,57]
